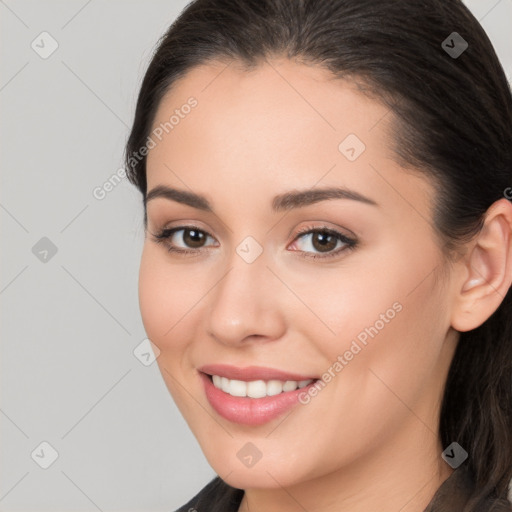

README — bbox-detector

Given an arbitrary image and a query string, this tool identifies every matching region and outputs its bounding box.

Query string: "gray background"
[1,1,511,510]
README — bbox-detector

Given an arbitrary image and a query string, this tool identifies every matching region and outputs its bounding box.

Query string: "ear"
[450,198,512,332]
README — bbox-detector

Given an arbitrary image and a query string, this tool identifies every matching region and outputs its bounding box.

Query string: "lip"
[198,367,319,426]
[198,363,318,382]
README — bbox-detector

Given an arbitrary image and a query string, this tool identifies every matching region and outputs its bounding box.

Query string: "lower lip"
[200,372,317,426]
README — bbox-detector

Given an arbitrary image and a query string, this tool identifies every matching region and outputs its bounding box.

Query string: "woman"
[124,0,512,510]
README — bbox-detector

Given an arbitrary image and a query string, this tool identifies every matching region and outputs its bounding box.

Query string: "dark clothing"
[175,465,512,512]
[175,476,243,512]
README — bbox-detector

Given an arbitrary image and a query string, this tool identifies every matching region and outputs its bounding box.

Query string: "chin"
[221,464,301,490]
[202,445,314,490]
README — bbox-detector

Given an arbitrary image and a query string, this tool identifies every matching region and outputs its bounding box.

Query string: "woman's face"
[139,58,459,490]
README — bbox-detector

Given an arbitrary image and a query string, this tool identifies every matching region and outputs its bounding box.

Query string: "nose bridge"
[206,237,285,345]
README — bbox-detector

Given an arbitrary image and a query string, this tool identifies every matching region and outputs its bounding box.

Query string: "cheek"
[138,249,167,344]
[281,258,448,475]
[286,249,433,359]
[138,245,195,354]
[138,246,203,413]
[298,237,447,406]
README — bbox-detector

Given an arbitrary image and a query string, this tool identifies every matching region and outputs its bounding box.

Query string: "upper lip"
[198,364,318,382]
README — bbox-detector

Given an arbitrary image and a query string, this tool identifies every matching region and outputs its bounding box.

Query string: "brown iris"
[182,229,206,248]
[310,231,338,252]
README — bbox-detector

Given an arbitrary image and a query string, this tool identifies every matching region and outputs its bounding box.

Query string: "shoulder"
[173,476,244,512]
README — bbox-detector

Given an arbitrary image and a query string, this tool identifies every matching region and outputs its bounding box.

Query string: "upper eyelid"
[160,224,346,236]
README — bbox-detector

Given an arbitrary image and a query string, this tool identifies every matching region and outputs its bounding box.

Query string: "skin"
[138,57,512,512]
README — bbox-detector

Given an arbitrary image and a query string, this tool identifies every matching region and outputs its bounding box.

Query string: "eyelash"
[150,224,358,260]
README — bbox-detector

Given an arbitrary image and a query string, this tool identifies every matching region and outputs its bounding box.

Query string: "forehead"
[148,59,393,170]
[150,57,393,137]
[145,58,434,223]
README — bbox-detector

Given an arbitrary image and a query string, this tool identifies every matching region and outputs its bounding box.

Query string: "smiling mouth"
[199,370,320,425]
[205,373,317,398]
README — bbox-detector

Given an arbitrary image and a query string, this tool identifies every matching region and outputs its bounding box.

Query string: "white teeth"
[210,375,314,398]
[266,380,283,396]
[283,380,298,392]
[229,379,248,397]
[247,380,267,398]
[221,376,230,393]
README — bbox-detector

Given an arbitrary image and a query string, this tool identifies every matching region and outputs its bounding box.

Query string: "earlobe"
[451,198,512,332]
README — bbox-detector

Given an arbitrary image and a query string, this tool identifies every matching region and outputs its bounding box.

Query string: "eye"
[150,224,358,260]
[289,225,358,260]
[150,226,217,255]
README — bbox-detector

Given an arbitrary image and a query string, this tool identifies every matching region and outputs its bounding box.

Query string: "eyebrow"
[145,185,379,212]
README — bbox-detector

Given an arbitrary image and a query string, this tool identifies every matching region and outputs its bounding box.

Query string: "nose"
[205,247,287,347]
